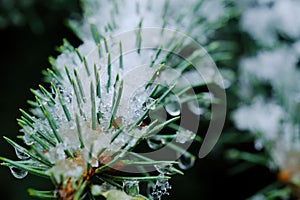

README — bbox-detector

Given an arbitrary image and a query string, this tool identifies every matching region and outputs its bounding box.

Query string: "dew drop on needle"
[9,167,28,179]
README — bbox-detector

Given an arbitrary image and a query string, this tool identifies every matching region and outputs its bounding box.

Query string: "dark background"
[0,1,276,199]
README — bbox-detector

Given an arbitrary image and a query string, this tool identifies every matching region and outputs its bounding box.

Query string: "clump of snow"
[240,0,300,46]
[233,98,284,142]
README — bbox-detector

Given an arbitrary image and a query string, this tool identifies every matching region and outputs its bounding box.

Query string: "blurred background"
[0,1,277,199]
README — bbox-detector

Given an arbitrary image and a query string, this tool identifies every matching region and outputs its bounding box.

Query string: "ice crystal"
[150,178,171,200]
[176,128,196,144]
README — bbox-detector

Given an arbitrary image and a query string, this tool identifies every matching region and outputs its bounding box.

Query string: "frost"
[109,131,129,151]
[48,158,85,182]
[73,0,230,48]
[128,87,149,123]
[45,143,66,164]
[91,185,103,196]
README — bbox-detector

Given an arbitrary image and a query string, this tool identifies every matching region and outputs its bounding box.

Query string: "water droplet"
[154,164,177,175]
[146,138,165,150]
[223,79,232,89]
[203,92,214,101]
[123,181,139,196]
[23,134,34,146]
[91,185,102,196]
[251,194,265,200]
[175,129,196,144]
[165,100,180,116]
[187,100,204,115]
[9,167,28,179]
[254,139,263,150]
[220,69,235,89]
[177,152,195,170]
[100,182,116,192]
[146,97,156,110]
[147,182,155,197]
[14,147,30,160]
